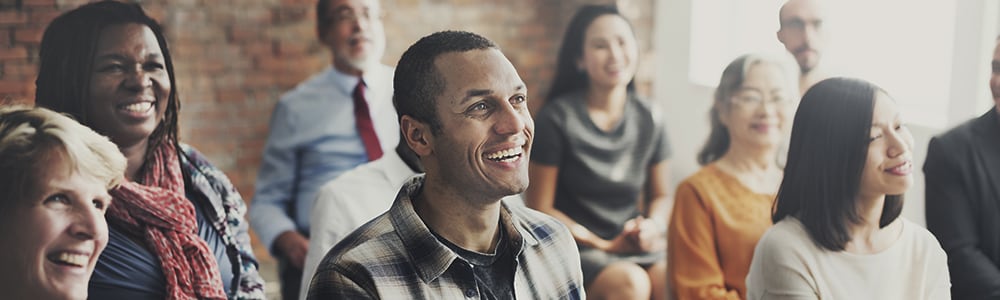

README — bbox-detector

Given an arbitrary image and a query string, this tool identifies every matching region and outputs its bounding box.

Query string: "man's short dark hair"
[393,30,498,134]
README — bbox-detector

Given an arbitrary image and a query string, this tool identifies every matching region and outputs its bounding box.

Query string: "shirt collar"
[388,175,541,283]
[378,150,420,188]
[325,65,366,96]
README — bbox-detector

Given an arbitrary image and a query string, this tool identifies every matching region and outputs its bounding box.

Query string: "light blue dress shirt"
[249,65,399,252]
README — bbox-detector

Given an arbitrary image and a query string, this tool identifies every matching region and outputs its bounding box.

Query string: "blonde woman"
[0,106,126,300]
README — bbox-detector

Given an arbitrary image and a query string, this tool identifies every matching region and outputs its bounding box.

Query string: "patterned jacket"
[181,144,266,299]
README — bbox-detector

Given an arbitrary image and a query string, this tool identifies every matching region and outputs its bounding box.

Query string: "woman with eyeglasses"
[669,53,797,300]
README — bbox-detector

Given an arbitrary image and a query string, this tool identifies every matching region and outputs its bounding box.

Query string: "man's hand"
[275,230,310,269]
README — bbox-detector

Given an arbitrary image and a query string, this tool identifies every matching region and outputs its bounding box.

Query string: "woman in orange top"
[668,54,797,299]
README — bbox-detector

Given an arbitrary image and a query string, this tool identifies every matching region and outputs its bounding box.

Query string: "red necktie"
[353,79,383,161]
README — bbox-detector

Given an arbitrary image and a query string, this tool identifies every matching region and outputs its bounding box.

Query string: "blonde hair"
[0,106,126,204]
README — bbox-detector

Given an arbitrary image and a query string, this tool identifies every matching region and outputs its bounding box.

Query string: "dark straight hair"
[772,77,903,251]
[546,4,636,102]
[35,0,180,178]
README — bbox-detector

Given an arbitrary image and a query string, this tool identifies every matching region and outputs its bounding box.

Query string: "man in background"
[924,37,1000,299]
[777,0,830,93]
[249,0,396,298]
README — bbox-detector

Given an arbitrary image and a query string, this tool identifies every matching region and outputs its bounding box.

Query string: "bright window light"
[690,0,958,127]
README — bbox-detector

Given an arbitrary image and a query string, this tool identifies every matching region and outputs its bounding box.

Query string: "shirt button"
[465,289,477,298]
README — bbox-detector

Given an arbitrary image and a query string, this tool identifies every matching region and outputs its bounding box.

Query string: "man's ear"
[400,115,433,157]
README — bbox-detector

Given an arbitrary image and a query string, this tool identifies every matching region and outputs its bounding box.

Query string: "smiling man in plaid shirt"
[305,30,585,300]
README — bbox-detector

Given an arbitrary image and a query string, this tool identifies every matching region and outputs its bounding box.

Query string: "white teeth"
[121,102,152,113]
[53,253,88,267]
[485,147,523,161]
[888,162,911,173]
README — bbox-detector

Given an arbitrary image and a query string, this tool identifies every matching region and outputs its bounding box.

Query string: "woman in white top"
[745,77,950,300]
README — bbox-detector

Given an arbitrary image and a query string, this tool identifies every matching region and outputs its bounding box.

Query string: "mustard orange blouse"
[668,164,775,300]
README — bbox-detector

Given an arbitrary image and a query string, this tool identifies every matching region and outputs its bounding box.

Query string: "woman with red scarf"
[34,1,265,299]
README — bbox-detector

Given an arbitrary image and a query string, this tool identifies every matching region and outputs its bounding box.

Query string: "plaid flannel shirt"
[307,175,585,299]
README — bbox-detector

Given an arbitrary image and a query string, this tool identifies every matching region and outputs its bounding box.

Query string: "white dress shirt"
[299,150,416,298]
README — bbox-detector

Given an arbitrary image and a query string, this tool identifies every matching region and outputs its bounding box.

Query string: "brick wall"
[0,0,656,258]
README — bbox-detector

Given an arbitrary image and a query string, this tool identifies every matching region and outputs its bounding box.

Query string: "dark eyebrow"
[460,89,494,105]
[332,5,351,13]
[94,53,163,61]
[459,84,526,105]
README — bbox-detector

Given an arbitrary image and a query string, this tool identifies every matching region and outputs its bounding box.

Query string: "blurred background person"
[249,0,395,296]
[298,135,421,299]
[34,1,264,298]
[746,78,949,299]
[526,4,671,299]
[776,0,830,94]
[924,37,1000,299]
[668,53,797,300]
[0,106,126,300]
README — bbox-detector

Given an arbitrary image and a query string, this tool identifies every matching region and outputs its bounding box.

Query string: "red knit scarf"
[108,142,227,300]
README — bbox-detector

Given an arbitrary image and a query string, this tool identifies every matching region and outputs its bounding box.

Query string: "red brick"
[216,88,246,103]
[281,0,313,5]
[28,10,62,24]
[243,73,274,88]
[23,0,55,7]
[0,47,28,60]
[209,10,235,24]
[212,73,244,89]
[276,71,311,87]
[4,61,37,78]
[143,5,167,22]
[0,80,29,94]
[229,26,261,43]
[255,55,286,73]
[277,41,309,56]
[233,7,271,23]
[14,27,44,44]
[0,11,27,25]
[271,6,309,25]
[244,42,275,57]
[171,43,205,58]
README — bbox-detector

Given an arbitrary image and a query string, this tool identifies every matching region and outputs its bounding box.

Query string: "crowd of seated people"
[6,0,998,299]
